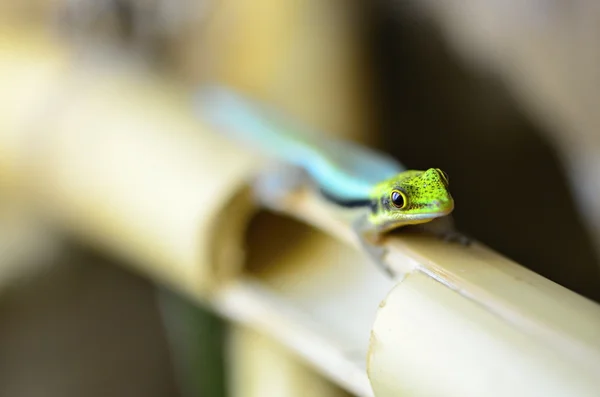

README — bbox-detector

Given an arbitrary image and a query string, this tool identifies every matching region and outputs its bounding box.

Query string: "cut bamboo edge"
[1,27,600,397]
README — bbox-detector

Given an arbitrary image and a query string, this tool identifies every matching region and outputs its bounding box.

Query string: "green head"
[368,168,454,232]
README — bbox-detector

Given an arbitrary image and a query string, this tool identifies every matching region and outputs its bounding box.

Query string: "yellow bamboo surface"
[369,271,600,396]
[1,26,600,397]
[228,325,350,397]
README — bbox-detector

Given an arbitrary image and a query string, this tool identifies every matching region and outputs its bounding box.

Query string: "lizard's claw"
[438,230,473,246]
[417,216,473,247]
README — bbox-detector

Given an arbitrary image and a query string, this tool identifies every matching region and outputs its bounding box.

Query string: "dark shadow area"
[0,242,227,397]
[244,210,332,277]
[365,2,600,302]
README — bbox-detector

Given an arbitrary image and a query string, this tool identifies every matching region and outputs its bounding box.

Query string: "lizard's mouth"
[418,202,454,215]
[379,211,451,230]
[403,213,446,224]
[400,207,454,223]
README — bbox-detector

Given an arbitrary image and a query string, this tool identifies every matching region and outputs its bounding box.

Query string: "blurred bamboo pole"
[228,325,349,397]
[0,25,260,298]
[1,25,600,397]
[195,0,375,145]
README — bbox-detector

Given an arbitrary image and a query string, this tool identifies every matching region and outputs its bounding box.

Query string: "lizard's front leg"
[352,214,395,279]
[417,215,472,246]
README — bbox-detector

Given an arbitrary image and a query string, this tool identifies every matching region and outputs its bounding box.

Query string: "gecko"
[194,85,469,278]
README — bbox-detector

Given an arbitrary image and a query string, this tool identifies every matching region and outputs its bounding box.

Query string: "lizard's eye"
[435,168,450,186]
[390,190,407,209]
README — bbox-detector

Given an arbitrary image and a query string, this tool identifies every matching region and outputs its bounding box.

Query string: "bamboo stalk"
[0,27,262,297]
[368,271,600,396]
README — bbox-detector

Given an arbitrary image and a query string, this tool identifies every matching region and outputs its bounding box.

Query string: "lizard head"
[368,168,454,232]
